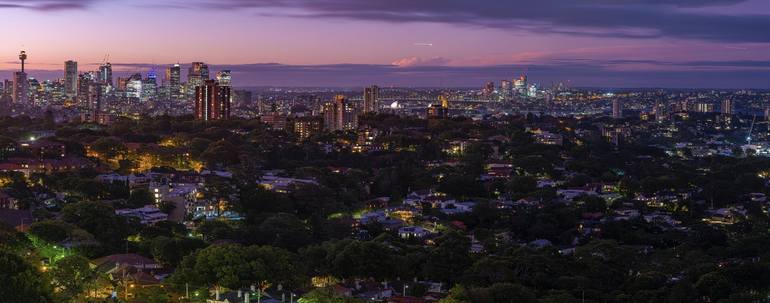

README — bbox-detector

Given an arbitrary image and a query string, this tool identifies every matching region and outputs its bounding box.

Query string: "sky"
[0,0,769,88]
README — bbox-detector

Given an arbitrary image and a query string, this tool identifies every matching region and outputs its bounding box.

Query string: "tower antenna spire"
[19,50,27,73]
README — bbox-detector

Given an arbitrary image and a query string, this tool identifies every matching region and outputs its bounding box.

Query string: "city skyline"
[0,0,769,88]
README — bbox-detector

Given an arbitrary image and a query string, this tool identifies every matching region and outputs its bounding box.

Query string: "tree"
[29,220,80,243]
[188,138,212,158]
[479,283,537,303]
[437,174,487,199]
[172,244,302,290]
[506,176,537,194]
[439,285,471,303]
[329,240,397,280]
[0,223,29,251]
[463,256,515,286]
[172,244,252,289]
[50,255,96,301]
[695,272,733,301]
[300,288,363,303]
[61,201,129,248]
[197,220,235,241]
[90,137,127,160]
[133,286,171,303]
[127,188,155,208]
[149,236,206,267]
[423,232,471,283]
[201,140,240,168]
[257,213,312,251]
[243,245,305,289]
[0,249,55,303]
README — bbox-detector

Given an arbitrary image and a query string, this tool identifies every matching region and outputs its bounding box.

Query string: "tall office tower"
[514,74,527,95]
[27,78,41,105]
[88,82,103,112]
[116,77,129,92]
[64,60,78,99]
[12,72,28,104]
[77,72,96,105]
[323,95,357,131]
[165,64,183,102]
[482,81,495,98]
[721,99,733,115]
[12,51,29,104]
[612,99,623,119]
[125,73,143,99]
[363,85,380,113]
[99,63,113,86]
[195,80,231,121]
[187,62,209,100]
[190,62,209,80]
[142,70,158,102]
[2,79,11,97]
[216,70,232,87]
[500,80,512,101]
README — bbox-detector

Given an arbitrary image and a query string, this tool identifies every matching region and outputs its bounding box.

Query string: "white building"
[116,205,168,225]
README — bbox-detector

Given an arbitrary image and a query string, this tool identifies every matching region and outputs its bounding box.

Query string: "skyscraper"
[187,62,209,100]
[165,64,182,102]
[482,81,495,98]
[195,80,231,121]
[77,72,95,106]
[126,73,143,99]
[612,99,623,119]
[363,85,379,113]
[88,82,103,112]
[216,70,232,87]
[64,60,78,99]
[99,63,113,86]
[142,70,158,102]
[12,51,29,104]
[500,80,512,101]
[323,95,357,131]
[514,74,527,96]
[190,62,209,80]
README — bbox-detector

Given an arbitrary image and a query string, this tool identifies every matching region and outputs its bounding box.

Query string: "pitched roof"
[92,253,159,269]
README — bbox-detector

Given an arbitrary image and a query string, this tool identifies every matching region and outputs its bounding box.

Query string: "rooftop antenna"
[19,50,27,73]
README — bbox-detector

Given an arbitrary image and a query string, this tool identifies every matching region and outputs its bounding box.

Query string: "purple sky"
[1,0,769,88]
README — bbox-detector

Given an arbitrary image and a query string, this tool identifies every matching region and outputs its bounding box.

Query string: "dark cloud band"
[196,0,770,43]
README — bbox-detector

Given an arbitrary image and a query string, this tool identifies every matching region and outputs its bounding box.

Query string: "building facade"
[194,80,231,121]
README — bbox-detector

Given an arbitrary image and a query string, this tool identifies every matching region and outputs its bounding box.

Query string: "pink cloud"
[391,56,451,67]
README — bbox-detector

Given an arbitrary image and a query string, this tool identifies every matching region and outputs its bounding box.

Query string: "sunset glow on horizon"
[2,0,770,87]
